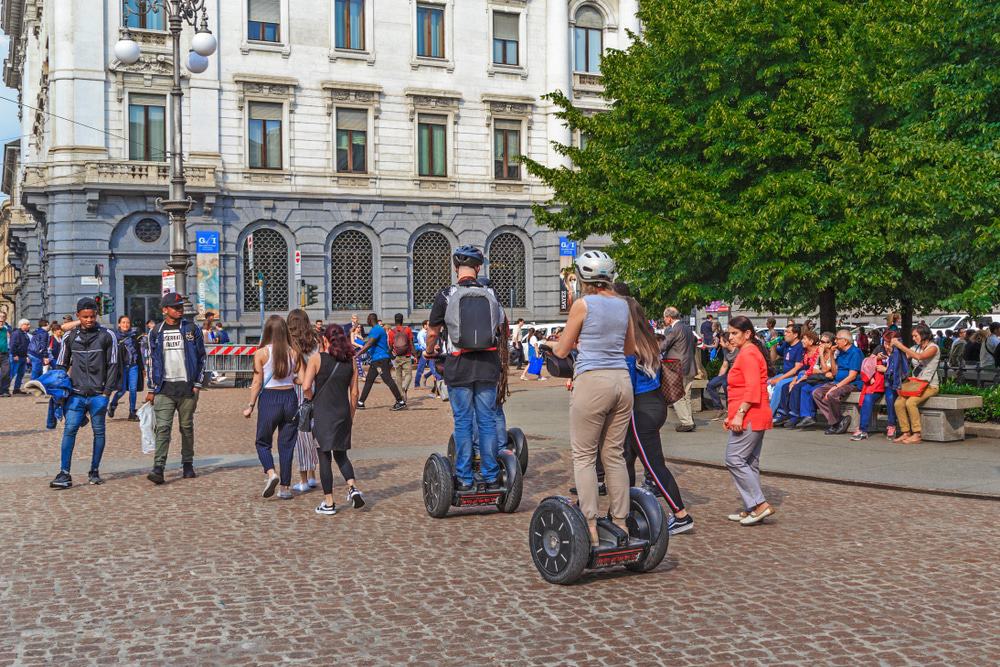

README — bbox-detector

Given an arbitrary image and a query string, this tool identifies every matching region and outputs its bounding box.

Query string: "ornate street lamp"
[115,1,217,316]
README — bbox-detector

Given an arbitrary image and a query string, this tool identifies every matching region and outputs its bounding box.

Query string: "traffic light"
[102,294,115,316]
[93,293,103,314]
[305,283,319,307]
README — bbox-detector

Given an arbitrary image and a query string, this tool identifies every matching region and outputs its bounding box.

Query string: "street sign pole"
[257,271,266,333]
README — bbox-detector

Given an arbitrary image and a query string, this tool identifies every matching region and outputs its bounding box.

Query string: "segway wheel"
[507,427,529,476]
[497,450,523,514]
[447,435,456,465]
[528,497,590,585]
[422,453,454,518]
[624,487,669,573]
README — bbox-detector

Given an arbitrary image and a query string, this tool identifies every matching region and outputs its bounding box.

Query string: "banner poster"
[196,231,221,319]
[559,237,579,313]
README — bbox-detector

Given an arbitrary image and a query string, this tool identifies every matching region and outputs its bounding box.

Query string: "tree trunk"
[901,301,913,345]
[818,288,837,333]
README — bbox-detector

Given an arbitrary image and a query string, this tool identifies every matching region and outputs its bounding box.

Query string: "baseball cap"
[75,298,98,313]
[160,292,187,309]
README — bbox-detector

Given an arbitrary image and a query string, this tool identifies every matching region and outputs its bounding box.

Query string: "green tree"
[525,0,1000,329]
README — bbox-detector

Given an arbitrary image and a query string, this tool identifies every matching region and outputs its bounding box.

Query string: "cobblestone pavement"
[1,385,998,665]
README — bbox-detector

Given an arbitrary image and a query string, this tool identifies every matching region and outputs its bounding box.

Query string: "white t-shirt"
[162,326,187,383]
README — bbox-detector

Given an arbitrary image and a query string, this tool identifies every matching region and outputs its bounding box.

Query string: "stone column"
[545,0,571,168]
[619,0,642,41]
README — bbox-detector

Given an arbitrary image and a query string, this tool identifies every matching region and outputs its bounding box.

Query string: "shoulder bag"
[898,377,929,397]
[659,359,685,404]
[297,361,339,432]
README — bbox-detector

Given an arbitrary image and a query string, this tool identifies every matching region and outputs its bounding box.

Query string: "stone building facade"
[2,0,638,337]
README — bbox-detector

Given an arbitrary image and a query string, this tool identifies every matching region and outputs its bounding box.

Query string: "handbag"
[659,360,685,404]
[296,361,339,432]
[539,343,574,378]
[899,377,929,397]
[803,373,829,385]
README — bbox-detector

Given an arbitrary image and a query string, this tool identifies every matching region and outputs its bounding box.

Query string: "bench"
[843,392,984,442]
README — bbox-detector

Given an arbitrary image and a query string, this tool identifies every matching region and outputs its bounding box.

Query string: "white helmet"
[576,250,616,283]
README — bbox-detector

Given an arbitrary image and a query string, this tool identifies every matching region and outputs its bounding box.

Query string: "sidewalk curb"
[664,455,1000,502]
[965,421,1000,439]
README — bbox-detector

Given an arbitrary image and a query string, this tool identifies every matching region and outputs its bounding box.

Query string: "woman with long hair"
[889,323,941,444]
[302,324,366,514]
[623,298,694,534]
[243,314,300,499]
[287,309,319,492]
[723,316,776,526]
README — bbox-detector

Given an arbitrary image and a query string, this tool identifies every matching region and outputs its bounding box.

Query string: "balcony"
[23,160,217,191]
[573,72,604,97]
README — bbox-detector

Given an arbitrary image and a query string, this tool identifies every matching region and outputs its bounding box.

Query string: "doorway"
[124,275,162,327]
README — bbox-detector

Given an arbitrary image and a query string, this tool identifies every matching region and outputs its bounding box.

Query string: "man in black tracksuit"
[49,298,120,489]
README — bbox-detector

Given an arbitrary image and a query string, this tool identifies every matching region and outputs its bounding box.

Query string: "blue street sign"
[559,237,577,257]
[196,231,220,254]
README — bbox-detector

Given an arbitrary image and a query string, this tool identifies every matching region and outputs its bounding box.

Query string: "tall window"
[249,102,283,170]
[574,6,603,73]
[488,233,526,308]
[128,94,166,162]
[494,120,521,180]
[492,12,519,65]
[412,231,451,309]
[336,108,368,173]
[418,114,447,177]
[248,0,281,42]
[243,228,289,311]
[330,230,374,310]
[335,0,365,50]
[416,4,445,58]
[124,0,165,30]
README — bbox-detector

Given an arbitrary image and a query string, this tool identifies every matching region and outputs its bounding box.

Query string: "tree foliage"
[524,0,1000,324]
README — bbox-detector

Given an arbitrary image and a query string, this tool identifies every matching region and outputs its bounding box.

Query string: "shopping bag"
[137,401,156,454]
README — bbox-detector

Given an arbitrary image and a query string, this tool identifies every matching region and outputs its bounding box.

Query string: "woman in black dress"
[302,324,366,515]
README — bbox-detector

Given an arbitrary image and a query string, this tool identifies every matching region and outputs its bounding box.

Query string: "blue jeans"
[414,354,442,387]
[789,381,817,419]
[449,382,499,485]
[705,374,728,409]
[859,392,884,431]
[111,365,140,413]
[59,394,109,473]
[884,388,898,427]
[29,354,45,380]
[768,376,795,414]
[10,356,26,391]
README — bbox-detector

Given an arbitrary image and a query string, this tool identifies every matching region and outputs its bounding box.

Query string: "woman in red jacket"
[723,316,776,526]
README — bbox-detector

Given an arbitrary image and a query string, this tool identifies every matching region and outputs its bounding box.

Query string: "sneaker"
[277,489,293,500]
[50,471,72,489]
[262,474,279,498]
[147,466,165,485]
[783,418,799,428]
[292,482,310,493]
[727,510,749,522]
[485,479,502,492]
[356,400,365,409]
[88,469,104,485]
[670,514,695,535]
[773,417,787,427]
[127,412,139,422]
[182,463,197,479]
[107,403,117,419]
[740,505,775,526]
[315,503,338,515]
[675,424,696,433]
[391,401,407,411]
[795,416,816,429]
[307,478,318,489]
[348,486,366,508]
[832,417,851,435]
[710,410,726,421]
[456,481,474,492]
[849,432,869,442]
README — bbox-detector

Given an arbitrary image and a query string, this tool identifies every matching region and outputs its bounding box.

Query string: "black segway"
[423,445,523,518]
[447,427,528,476]
[528,487,669,585]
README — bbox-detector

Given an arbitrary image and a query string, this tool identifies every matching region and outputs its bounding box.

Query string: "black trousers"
[359,358,404,403]
[624,390,686,513]
[0,352,9,394]
[318,450,356,494]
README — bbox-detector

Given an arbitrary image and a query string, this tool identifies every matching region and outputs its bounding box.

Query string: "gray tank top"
[912,343,941,387]
[574,294,629,376]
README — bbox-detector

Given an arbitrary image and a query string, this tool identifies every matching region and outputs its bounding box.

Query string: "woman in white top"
[243,315,300,498]
[889,323,941,444]
[288,309,320,492]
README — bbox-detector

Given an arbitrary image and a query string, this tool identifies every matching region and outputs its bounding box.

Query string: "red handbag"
[898,377,929,397]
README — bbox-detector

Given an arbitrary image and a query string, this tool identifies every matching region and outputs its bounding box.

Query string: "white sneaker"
[315,503,337,515]
[347,486,366,509]
[262,475,279,498]
[292,482,310,493]
[307,478,318,489]
[276,489,293,500]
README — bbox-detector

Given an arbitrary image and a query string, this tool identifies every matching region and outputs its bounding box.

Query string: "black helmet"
[453,245,484,268]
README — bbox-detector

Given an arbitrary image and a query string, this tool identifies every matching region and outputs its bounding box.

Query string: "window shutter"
[576,6,603,29]
[419,113,447,126]
[494,12,519,41]
[249,0,281,23]
[337,108,367,131]
[250,102,283,121]
[130,93,166,107]
[495,119,521,132]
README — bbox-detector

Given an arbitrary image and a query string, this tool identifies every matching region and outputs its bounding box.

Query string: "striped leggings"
[624,389,686,513]
[255,388,299,487]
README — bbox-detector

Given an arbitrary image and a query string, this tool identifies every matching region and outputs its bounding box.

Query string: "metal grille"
[488,233,526,308]
[242,228,289,311]
[134,218,162,243]
[330,230,373,311]
[412,231,451,309]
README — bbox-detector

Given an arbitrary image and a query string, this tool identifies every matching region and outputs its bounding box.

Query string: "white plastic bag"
[137,401,156,454]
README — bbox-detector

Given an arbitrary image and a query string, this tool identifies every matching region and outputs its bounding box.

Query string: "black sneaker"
[391,401,407,411]
[485,479,502,492]
[315,502,338,516]
[773,417,787,427]
[182,462,197,479]
[147,466,165,485]
[347,486,366,509]
[107,403,117,419]
[670,514,695,535]
[832,417,851,435]
[127,412,139,422]
[356,400,365,409]
[795,416,816,429]
[88,469,104,485]
[50,471,72,489]
[456,481,474,492]
[675,424,696,432]
[783,418,799,428]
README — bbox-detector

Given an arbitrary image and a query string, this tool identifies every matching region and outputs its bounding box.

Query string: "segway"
[422,445,523,518]
[447,427,528,476]
[528,487,669,585]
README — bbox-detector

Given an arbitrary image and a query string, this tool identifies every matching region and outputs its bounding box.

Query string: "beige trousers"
[671,376,696,427]
[569,369,633,523]
[894,385,940,433]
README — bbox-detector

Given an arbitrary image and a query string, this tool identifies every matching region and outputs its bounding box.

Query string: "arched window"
[243,228,289,311]
[330,230,373,311]
[412,231,451,309]
[488,233,526,308]
[574,6,603,73]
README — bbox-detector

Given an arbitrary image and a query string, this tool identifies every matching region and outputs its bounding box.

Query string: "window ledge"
[492,181,525,193]
[244,169,292,184]
[488,63,528,79]
[414,176,456,190]
[411,57,454,72]
[329,48,376,65]
[332,173,376,187]
[240,40,291,58]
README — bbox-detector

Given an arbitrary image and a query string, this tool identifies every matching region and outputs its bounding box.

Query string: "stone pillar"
[545,0,572,169]
[619,0,642,41]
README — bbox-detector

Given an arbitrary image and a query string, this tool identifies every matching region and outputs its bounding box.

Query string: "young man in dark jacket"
[9,318,31,394]
[49,298,120,489]
[144,292,206,484]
